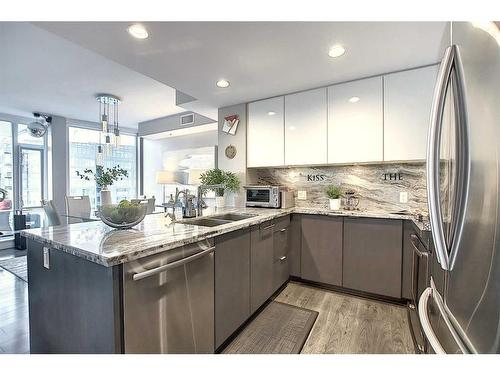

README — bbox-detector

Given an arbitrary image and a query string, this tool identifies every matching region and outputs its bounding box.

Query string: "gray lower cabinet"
[250,220,275,314]
[27,239,122,354]
[343,217,403,298]
[215,228,251,349]
[288,214,302,277]
[300,215,343,286]
[273,216,291,291]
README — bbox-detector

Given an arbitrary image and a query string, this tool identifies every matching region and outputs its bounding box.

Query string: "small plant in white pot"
[326,185,342,211]
[199,168,240,208]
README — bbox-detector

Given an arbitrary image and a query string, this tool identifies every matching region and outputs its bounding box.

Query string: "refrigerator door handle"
[448,46,470,270]
[426,45,470,271]
[419,285,446,353]
[418,278,469,354]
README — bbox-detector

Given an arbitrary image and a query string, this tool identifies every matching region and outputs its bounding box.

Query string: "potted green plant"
[326,185,342,211]
[199,168,241,208]
[76,165,128,205]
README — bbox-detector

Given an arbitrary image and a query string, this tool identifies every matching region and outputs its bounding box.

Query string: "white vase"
[100,189,112,206]
[329,198,341,211]
[215,196,225,209]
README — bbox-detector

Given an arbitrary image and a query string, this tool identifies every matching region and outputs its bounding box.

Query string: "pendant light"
[96,145,104,166]
[95,94,121,159]
[113,100,120,147]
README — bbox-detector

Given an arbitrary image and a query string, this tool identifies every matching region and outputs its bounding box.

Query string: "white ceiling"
[36,22,448,108]
[0,22,186,129]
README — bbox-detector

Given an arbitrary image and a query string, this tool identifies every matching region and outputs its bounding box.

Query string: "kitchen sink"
[179,218,232,227]
[210,213,257,221]
[179,213,257,227]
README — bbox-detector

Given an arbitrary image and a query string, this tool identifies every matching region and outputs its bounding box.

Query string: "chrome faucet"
[197,184,224,217]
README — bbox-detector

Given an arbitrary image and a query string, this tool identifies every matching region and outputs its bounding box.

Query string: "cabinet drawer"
[273,218,290,291]
[273,215,290,232]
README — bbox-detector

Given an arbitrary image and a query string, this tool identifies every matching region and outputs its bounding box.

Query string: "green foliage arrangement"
[76,165,129,189]
[199,168,241,197]
[100,199,143,225]
[326,185,342,200]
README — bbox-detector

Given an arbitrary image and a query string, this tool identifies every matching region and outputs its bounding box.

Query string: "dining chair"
[0,210,12,234]
[65,195,91,224]
[131,197,155,214]
[41,199,62,226]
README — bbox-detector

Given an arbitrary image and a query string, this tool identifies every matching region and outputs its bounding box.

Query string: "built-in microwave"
[244,185,281,208]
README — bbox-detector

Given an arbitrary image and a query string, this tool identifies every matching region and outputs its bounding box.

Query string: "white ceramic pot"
[329,198,341,211]
[100,189,112,206]
[215,196,225,208]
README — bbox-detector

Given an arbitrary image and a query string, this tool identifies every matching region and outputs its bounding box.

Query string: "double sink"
[179,213,257,227]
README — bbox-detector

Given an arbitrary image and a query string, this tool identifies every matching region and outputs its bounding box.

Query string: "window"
[68,127,137,208]
[0,121,13,234]
[20,148,43,208]
[0,119,48,235]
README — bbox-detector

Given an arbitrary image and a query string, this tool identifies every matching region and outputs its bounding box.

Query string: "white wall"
[217,104,247,207]
[142,130,218,203]
[142,138,164,202]
[50,115,69,215]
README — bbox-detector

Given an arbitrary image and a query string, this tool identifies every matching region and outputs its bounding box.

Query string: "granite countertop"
[21,207,429,267]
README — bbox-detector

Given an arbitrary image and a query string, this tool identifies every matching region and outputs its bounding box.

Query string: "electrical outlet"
[297,190,307,200]
[399,191,408,204]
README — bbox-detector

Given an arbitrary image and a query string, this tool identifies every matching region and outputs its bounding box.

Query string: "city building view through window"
[68,127,137,209]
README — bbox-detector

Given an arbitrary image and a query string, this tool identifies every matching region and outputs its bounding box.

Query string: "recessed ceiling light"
[127,24,149,39]
[328,45,346,58]
[289,126,296,131]
[268,111,276,116]
[216,79,230,88]
[348,96,360,103]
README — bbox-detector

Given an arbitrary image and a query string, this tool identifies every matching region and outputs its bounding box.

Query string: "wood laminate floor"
[274,282,415,354]
[0,249,29,354]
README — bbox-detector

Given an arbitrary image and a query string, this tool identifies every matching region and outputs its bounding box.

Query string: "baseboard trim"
[289,276,407,307]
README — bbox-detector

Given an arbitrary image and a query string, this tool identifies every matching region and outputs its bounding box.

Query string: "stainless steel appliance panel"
[443,21,500,354]
[123,240,215,353]
[280,190,295,209]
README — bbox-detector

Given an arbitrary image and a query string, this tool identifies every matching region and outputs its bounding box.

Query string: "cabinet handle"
[410,234,429,258]
[262,224,275,231]
[279,256,287,261]
[280,228,287,232]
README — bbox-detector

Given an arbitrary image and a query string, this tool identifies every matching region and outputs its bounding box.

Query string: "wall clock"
[225,145,237,159]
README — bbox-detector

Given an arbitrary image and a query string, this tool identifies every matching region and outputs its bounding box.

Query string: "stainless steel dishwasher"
[123,239,215,353]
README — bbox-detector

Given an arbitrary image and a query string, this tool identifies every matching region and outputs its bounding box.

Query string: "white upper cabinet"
[384,65,438,161]
[285,88,327,165]
[247,96,285,167]
[328,76,383,163]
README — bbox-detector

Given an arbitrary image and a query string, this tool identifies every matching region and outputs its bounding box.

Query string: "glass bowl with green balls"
[98,200,147,229]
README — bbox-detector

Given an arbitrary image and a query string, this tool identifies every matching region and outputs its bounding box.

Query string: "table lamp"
[156,170,177,204]
[188,169,204,185]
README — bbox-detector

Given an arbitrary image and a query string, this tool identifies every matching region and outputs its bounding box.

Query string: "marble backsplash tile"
[247,163,428,214]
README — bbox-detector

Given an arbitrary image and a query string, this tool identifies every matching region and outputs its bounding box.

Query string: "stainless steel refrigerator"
[419,21,500,354]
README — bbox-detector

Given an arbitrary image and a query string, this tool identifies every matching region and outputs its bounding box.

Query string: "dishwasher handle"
[133,246,215,281]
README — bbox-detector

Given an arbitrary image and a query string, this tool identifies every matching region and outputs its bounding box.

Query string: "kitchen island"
[22,207,429,354]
